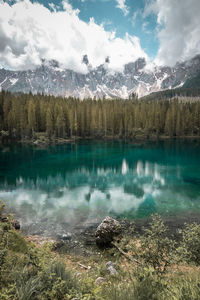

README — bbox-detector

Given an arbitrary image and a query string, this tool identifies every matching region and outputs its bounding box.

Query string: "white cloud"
[131,9,142,27]
[116,0,129,16]
[0,0,146,72]
[132,10,139,22]
[142,21,152,34]
[48,3,56,12]
[144,0,200,66]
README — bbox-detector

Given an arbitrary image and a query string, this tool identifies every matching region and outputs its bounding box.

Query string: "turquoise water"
[0,140,200,235]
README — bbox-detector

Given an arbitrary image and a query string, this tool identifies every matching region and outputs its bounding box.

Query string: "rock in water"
[61,233,72,241]
[95,216,121,246]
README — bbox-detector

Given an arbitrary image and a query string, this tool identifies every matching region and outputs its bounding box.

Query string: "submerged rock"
[95,216,121,246]
[61,232,72,241]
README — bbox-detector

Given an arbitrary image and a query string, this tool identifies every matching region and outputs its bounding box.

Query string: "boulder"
[95,277,105,285]
[95,216,121,246]
[11,219,20,230]
[106,261,118,276]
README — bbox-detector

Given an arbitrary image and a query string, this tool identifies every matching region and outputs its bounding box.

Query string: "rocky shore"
[21,213,200,257]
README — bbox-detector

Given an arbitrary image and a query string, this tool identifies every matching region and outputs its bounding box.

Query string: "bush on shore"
[1,201,200,300]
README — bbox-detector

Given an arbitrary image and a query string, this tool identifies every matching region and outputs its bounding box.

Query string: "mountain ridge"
[0,55,200,99]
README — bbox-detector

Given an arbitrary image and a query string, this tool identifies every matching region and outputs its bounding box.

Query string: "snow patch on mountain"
[10,78,18,85]
[0,77,8,86]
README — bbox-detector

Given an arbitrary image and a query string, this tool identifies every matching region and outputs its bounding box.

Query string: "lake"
[0,140,200,237]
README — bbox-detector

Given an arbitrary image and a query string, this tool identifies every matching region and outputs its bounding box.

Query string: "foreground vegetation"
[1,201,200,300]
[0,91,200,144]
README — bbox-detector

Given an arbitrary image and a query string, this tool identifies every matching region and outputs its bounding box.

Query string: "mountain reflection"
[0,141,200,235]
[0,160,164,220]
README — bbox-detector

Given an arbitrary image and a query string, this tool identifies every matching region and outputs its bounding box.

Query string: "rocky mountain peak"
[0,55,200,98]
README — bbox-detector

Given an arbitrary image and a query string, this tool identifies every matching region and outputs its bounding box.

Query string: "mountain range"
[0,55,200,99]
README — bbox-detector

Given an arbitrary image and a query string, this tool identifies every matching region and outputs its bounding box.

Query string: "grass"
[1,202,200,299]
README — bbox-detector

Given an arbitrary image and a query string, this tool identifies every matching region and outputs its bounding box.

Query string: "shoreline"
[20,212,200,257]
[1,134,200,147]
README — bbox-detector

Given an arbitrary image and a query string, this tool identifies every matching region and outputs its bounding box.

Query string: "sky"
[0,0,200,73]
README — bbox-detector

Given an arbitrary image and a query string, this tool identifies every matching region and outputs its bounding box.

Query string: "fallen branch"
[111,241,142,265]
[78,262,91,270]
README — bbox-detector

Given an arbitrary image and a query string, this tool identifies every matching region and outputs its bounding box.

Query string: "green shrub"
[0,204,80,300]
[100,267,171,300]
[100,267,200,300]
[0,200,5,217]
[0,284,17,300]
[16,272,40,300]
[139,215,175,273]
[112,215,175,274]
[178,223,200,265]
[97,261,108,277]
[7,230,28,253]
[167,272,200,300]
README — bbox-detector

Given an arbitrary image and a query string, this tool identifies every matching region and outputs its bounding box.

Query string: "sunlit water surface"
[0,140,200,236]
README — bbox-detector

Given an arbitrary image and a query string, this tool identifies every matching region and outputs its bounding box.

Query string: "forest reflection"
[0,159,186,231]
[0,140,200,236]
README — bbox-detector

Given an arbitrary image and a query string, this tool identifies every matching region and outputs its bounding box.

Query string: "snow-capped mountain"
[0,55,200,99]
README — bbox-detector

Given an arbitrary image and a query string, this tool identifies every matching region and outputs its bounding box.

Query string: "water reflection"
[0,159,199,235]
[122,159,129,174]
[0,141,200,236]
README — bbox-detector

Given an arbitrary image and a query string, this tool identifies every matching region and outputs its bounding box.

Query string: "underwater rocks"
[61,232,72,241]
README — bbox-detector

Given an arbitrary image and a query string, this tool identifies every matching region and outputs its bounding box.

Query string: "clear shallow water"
[0,140,200,236]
